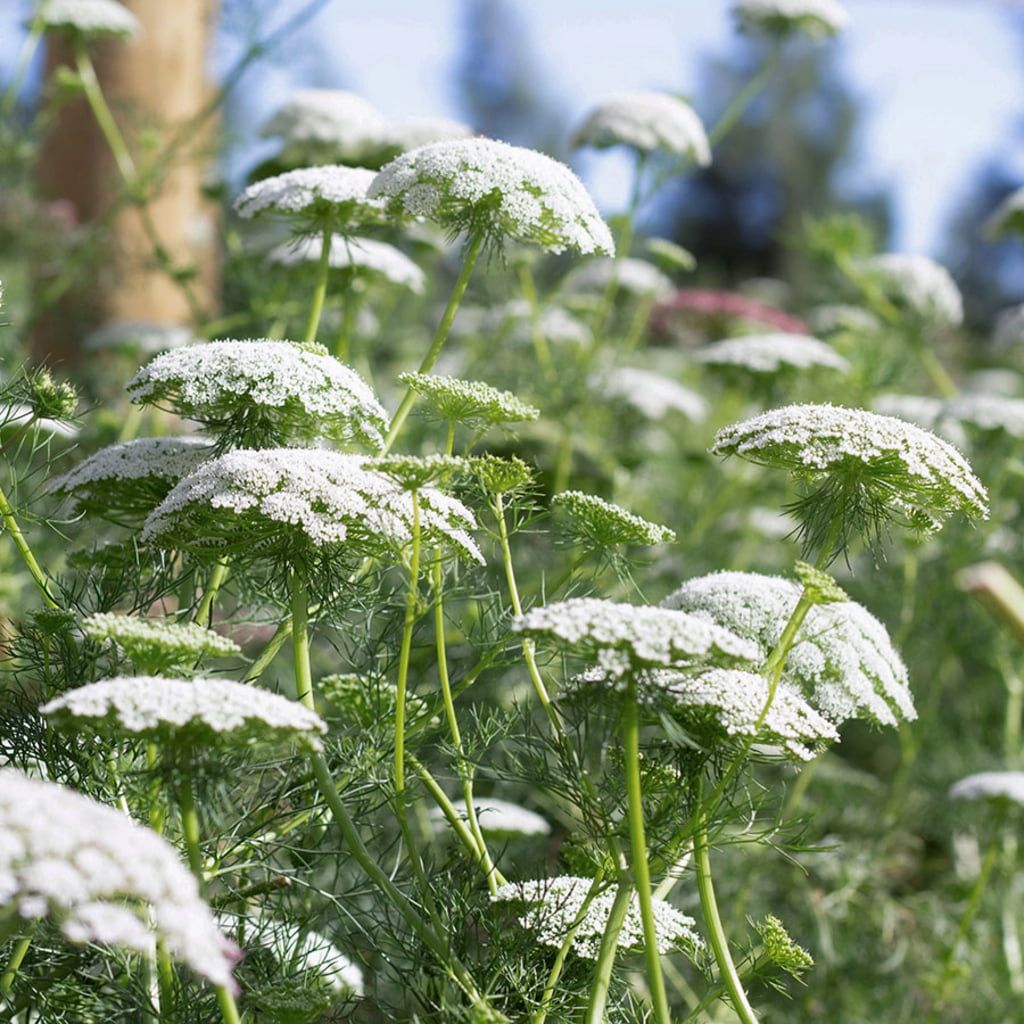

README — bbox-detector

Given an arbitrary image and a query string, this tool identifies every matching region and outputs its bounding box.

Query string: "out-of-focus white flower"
[0,770,237,986]
[946,394,1024,440]
[732,0,849,38]
[492,876,704,960]
[662,570,915,726]
[712,404,988,529]
[595,366,708,422]
[368,138,614,255]
[985,185,1024,239]
[234,166,384,231]
[142,449,483,563]
[513,596,760,678]
[962,369,1022,397]
[127,340,387,450]
[552,490,675,547]
[856,253,963,328]
[84,321,198,355]
[82,613,240,673]
[993,304,1024,350]
[572,93,711,164]
[562,257,673,299]
[259,90,389,163]
[35,0,139,39]
[428,798,551,837]
[268,235,425,292]
[694,332,849,375]
[0,404,78,440]
[950,771,1024,806]
[42,675,327,750]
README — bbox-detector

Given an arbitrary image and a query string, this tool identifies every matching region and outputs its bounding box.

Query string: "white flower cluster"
[84,321,197,355]
[949,771,1024,806]
[993,304,1024,350]
[947,394,1024,440]
[513,597,759,678]
[857,253,964,328]
[42,676,328,750]
[731,0,849,37]
[269,235,425,292]
[82,613,240,671]
[52,437,212,518]
[596,366,708,422]
[225,916,364,996]
[552,490,676,547]
[54,437,211,493]
[368,138,614,255]
[870,394,967,447]
[428,798,551,837]
[711,404,989,527]
[398,372,539,426]
[492,876,704,960]
[142,449,483,562]
[694,332,849,375]
[652,668,838,760]
[127,340,387,450]
[36,0,139,39]
[986,186,1024,239]
[0,770,237,986]
[662,571,915,726]
[572,92,711,164]
[562,257,673,299]
[234,165,383,226]
[260,89,389,161]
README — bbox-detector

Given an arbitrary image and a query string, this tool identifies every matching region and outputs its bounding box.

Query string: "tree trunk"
[33,0,219,366]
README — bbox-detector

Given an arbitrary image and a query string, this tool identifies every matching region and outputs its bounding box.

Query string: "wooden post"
[33,0,219,365]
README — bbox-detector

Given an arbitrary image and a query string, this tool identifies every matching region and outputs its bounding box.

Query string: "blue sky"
[5,1,1024,253]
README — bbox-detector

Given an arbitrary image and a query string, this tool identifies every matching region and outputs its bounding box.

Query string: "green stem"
[177,761,241,1024]
[432,553,499,892]
[935,820,1003,1007]
[303,230,333,344]
[0,15,44,119]
[582,881,633,1024]
[0,481,58,608]
[194,558,230,628]
[708,45,781,147]
[623,679,671,1024]
[334,286,360,362]
[395,494,422,797]
[694,811,759,1024]
[290,573,314,710]
[382,230,486,452]
[308,752,503,1018]
[0,926,35,997]
[517,263,557,384]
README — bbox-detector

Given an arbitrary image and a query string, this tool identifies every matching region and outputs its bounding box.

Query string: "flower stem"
[290,573,314,710]
[395,494,423,797]
[0,925,34,997]
[195,558,230,628]
[303,229,333,344]
[0,13,43,119]
[308,752,505,1019]
[177,760,241,1024]
[0,480,58,609]
[432,553,499,892]
[708,44,781,147]
[694,811,759,1024]
[382,229,486,452]
[623,678,672,1024]
[583,880,633,1024]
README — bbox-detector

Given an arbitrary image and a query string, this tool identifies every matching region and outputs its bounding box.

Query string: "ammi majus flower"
[731,0,849,38]
[693,332,849,376]
[35,0,140,40]
[397,372,539,429]
[127,340,387,451]
[572,92,711,165]
[268,235,425,293]
[0,769,237,986]
[552,490,676,548]
[368,137,614,255]
[855,253,963,328]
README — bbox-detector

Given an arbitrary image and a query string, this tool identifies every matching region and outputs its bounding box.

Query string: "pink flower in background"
[650,288,810,339]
